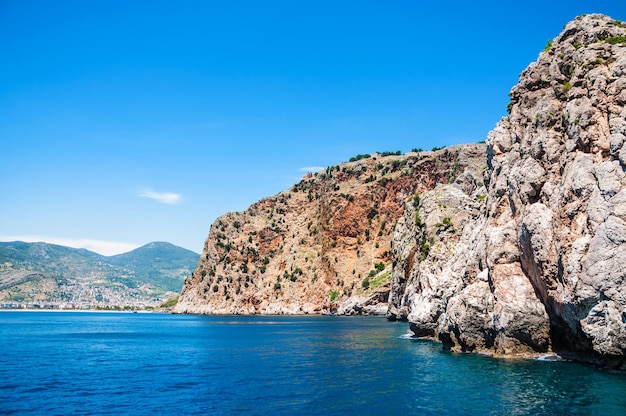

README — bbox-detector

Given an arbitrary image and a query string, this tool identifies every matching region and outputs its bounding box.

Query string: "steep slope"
[175,145,486,314]
[0,241,198,308]
[388,14,626,367]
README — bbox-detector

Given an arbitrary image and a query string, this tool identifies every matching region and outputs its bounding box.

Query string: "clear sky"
[1,1,624,255]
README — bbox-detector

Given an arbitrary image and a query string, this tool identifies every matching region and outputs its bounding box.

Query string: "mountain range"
[0,241,199,309]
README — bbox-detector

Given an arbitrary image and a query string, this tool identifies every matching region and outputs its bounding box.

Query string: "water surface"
[1,312,625,415]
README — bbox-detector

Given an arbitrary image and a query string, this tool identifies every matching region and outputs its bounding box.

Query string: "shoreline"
[0,308,156,313]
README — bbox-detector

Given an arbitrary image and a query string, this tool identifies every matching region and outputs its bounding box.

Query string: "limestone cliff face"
[176,13,626,367]
[175,145,485,315]
[388,14,626,367]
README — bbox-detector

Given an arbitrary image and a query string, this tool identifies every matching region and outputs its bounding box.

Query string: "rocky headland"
[176,14,626,367]
[175,144,486,315]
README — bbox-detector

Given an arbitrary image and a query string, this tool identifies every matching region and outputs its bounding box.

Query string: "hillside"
[0,241,199,308]
[175,144,486,314]
[107,242,200,292]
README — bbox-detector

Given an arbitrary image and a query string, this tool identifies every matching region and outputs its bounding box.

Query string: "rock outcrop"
[175,145,486,315]
[176,13,626,367]
[388,14,626,367]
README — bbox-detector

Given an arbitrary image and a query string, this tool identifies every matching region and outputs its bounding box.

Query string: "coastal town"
[0,281,170,310]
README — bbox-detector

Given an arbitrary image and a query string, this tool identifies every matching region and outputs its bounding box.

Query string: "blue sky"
[1,1,624,255]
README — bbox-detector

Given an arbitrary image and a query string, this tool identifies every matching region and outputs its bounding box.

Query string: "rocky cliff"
[388,14,626,367]
[175,145,486,314]
[177,13,626,367]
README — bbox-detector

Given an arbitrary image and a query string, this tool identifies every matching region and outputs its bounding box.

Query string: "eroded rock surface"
[388,14,626,367]
[176,14,626,367]
[175,146,485,315]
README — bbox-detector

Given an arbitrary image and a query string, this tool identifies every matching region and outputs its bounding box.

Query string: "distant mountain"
[0,241,199,309]
[108,242,200,292]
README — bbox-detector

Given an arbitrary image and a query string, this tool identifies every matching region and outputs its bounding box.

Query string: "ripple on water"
[1,313,625,415]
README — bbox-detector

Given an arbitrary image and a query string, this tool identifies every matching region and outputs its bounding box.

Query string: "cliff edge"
[388,14,626,368]
[176,14,626,367]
[175,145,485,315]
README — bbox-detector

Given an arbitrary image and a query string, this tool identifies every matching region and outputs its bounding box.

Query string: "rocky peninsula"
[176,14,626,368]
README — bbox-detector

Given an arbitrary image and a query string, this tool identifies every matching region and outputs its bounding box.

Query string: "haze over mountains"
[0,241,198,309]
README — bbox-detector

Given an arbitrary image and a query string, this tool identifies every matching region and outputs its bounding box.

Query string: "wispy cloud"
[0,235,140,256]
[138,188,182,205]
[298,166,325,173]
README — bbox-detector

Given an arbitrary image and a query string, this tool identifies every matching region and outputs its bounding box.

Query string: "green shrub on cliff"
[412,193,421,209]
[605,35,626,45]
[415,211,424,229]
[435,217,455,233]
[160,295,179,308]
[563,81,572,92]
[379,150,401,157]
[419,237,435,262]
[349,154,371,162]
[369,270,391,290]
[544,39,553,52]
[362,277,370,289]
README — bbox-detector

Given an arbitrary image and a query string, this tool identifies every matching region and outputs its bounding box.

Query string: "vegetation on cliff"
[175,146,486,314]
[388,13,626,368]
[177,14,626,368]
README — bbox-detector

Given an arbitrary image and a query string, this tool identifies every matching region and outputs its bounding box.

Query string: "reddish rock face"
[175,145,486,315]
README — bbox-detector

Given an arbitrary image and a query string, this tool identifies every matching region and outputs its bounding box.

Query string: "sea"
[1,312,625,415]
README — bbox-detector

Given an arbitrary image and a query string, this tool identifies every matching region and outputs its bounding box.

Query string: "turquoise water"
[1,312,625,415]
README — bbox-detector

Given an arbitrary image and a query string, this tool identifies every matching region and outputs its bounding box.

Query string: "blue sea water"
[1,312,625,415]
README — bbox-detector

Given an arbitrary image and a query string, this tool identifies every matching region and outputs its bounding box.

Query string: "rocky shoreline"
[176,14,626,369]
[387,14,626,369]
